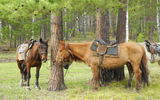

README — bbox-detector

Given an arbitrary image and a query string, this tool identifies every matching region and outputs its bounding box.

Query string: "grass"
[0,60,160,100]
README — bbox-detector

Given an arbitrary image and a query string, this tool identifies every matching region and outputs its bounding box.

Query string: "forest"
[0,0,159,47]
[0,0,160,100]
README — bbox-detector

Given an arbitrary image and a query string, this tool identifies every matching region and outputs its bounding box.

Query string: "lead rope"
[64,68,68,78]
[63,56,72,78]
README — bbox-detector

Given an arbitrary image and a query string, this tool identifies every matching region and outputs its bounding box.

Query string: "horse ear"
[60,40,65,45]
[39,38,43,43]
[145,40,151,45]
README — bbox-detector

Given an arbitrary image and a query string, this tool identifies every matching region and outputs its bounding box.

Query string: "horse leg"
[35,66,41,90]
[26,64,31,90]
[132,63,141,91]
[17,62,25,87]
[91,65,99,91]
[126,63,134,88]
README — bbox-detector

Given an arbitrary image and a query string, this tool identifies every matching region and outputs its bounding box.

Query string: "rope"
[64,69,68,78]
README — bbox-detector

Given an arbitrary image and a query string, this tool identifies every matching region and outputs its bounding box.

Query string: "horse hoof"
[36,86,41,90]
[26,87,31,91]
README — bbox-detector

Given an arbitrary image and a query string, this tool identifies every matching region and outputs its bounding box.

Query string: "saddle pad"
[155,46,160,53]
[17,43,28,61]
[18,53,25,61]
[18,44,28,53]
[90,41,119,57]
[90,41,97,51]
[106,45,118,55]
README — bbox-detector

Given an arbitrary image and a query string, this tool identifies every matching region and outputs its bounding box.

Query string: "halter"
[38,43,48,62]
[56,50,66,61]
[56,43,73,62]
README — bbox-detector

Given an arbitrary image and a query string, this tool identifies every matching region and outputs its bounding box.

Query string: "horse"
[56,41,150,91]
[141,42,160,65]
[16,38,48,90]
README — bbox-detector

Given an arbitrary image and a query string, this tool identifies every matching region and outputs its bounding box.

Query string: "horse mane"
[71,55,83,62]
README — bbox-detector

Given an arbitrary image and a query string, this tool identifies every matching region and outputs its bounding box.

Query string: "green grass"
[0,52,15,58]
[0,61,160,100]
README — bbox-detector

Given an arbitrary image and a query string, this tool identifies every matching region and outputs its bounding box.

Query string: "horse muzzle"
[42,58,47,63]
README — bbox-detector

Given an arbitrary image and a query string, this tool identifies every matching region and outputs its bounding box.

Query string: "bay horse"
[16,38,48,90]
[56,41,150,91]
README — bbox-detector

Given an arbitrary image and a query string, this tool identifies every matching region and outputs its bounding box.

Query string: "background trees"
[0,0,159,46]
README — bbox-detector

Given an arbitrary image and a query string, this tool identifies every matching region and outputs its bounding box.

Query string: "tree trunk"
[64,8,68,40]
[9,24,13,48]
[97,9,110,42]
[40,14,47,40]
[48,11,66,91]
[0,19,2,42]
[97,9,114,84]
[126,0,129,42]
[114,0,126,81]
[32,17,35,39]
[116,8,126,43]
[83,12,87,38]
[157,0,160,41]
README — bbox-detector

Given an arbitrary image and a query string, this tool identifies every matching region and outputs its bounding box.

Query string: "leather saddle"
[91,39,117,56]
[90,39,118,65]
[145,40,160,54]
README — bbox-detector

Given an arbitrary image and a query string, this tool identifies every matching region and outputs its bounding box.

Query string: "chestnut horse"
[56,41,149,91]
[16,38,48,90]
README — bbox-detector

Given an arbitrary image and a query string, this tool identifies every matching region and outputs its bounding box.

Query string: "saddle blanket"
[90,40,119,57]
[17,43,28,61]
[19,44,28,53]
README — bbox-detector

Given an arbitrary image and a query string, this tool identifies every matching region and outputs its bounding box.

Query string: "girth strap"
[99,55,103,66]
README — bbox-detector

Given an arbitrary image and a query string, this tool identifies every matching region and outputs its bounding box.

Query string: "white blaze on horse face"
[56,49,64,62]
[41,54,47,63]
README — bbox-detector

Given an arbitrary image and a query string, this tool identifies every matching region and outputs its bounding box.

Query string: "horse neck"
[68,43,89,62]
[29,43,40,59]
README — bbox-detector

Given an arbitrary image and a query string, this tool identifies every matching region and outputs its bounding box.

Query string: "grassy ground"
[0,59,160,100]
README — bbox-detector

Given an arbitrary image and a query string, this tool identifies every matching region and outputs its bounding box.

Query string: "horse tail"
[140,46,150,86]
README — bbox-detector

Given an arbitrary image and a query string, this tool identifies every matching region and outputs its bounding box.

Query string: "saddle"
[90,39,119,65]
[17,39,37,61]
[145,40,160,54]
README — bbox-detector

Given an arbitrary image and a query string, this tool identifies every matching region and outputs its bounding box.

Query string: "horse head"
[56,41,73,69]
[38,38,48,63]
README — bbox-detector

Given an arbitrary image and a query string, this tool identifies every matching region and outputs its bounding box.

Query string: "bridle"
[38,43,48,61]
[56,43,74,77]
[56,43,74,62]
[56,50,66,61]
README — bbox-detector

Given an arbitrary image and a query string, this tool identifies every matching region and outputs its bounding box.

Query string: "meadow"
[0,53,160,100]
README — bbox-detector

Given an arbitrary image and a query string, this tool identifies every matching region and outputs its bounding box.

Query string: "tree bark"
[48,11,66,91]
[40,14,47,40]
[64,8,68,40]
[0,20,2,42]
[114,0,126,81]
[157,0,160,41]
[97,9,114,84]
[97,9,110,42]
[83,12,87,38]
